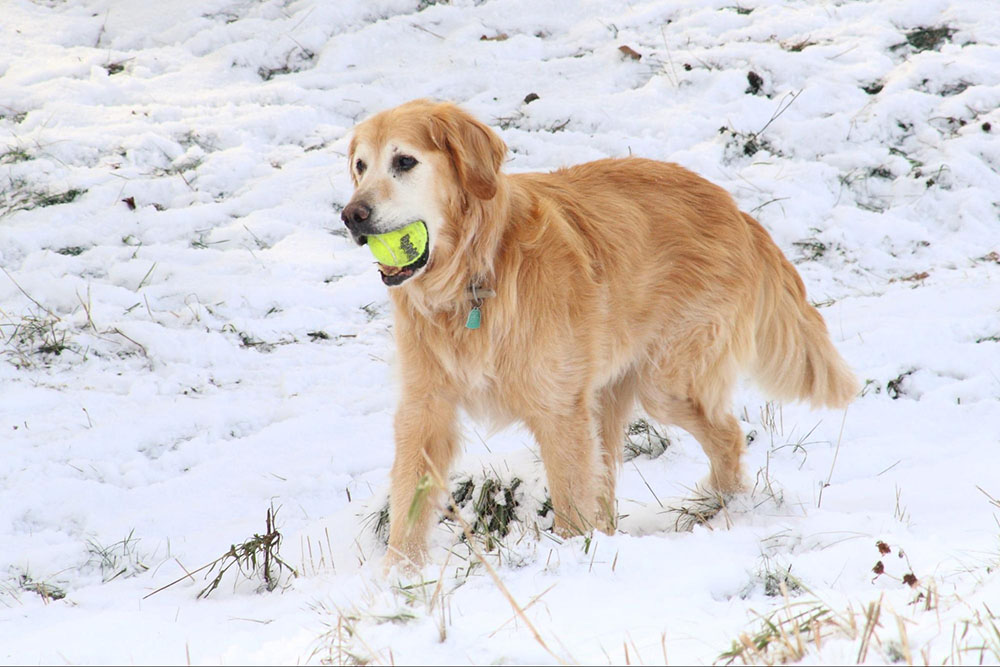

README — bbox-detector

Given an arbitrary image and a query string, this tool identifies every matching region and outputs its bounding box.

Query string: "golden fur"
[343,99,859,567]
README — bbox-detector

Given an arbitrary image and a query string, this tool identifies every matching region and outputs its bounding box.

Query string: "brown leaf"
[872,561,885,575]
[876,540,891,555]
[903,573,919,587]
[122,196,136,210]
[618,45,642,60]
[480,33,509,42]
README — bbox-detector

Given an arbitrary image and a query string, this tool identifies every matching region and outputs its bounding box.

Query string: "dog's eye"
[355,159,366,175]
[394,155,418,172]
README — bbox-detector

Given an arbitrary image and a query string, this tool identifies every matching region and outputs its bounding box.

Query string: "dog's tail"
[745,214,859,409]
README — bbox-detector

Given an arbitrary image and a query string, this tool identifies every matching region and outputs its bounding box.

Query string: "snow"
[2,0,999,664]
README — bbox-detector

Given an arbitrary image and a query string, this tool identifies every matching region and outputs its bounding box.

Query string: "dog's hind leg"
[638,314,753,497]
[664,398,745,494]
[639,376,746,496]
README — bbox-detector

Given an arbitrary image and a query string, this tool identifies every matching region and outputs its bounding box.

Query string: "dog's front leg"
[385,394,458,570]
[525,401,602,538]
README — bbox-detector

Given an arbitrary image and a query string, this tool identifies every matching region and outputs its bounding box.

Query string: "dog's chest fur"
[393,285,616,428]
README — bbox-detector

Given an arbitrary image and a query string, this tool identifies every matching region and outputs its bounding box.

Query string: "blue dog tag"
[465,306,481,330]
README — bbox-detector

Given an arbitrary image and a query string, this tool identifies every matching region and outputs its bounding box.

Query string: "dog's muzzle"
[341,200,375,244]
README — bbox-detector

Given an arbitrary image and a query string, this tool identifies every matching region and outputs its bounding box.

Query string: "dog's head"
[342,99,507,287]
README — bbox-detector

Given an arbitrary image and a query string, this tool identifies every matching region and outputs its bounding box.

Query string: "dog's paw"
[382,541,427,576]
[700,469,749,498]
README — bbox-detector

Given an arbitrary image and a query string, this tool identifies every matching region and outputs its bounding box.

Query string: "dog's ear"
[347,135,360,187]
[429,104,506,201]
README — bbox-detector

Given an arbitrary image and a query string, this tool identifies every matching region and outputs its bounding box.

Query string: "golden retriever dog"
[341,99,858,568]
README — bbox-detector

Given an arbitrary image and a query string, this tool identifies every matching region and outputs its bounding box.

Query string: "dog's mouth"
[355,232,430,287]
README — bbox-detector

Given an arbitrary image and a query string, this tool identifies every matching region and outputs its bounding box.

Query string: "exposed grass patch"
[153,157,202,180]
[36,188,86,207]
[0,269,116,368]
[886,369,915,400]
[0,175,87,218]
[624,418,670,461]
[669,488,726,532]
[491,111,571,134]
[1,185,86,218]
[740,555,804,600]
[0,110,28,124]
[364,501,392,546]
[938,80,971,97]
[890,270,929,285]
[417,0,446,10]
[494,111,525,131]
[791,238,827,262]
[258,65,294,81]
[544,118,571,133]
[145,506,297,600]
[453,476,523,551]
[719,595,841,665]
[56,246,87,256]
[311,599,397,665]
[344,466,568,663]
[763,563,802,598]
[719,90,800,161]
[258,47,315,81]
[860,378,883,397]
[976,250,1000,265]
[782,38,817,53]
[723,525,985,664]
[721,567,999,666]
[838,167,893,213]
[888,145,925,177]
[190,230,227,249]
[87,529,150,583]
[0,146,30,164]
[903,26,956,53]
[719,124,777,158]
[220,323,299,352]
[0,309,71,367]
[365,471,546,554]
[868,166,893,180]
[862,80,884,95]
[313,606,372,665]
[17,572,67,602]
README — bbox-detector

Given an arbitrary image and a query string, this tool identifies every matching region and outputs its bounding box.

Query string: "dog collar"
[464,284,494,330]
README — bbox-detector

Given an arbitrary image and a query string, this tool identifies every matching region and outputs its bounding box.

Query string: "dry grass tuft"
[144,505,296,600]
[668,488,727,532]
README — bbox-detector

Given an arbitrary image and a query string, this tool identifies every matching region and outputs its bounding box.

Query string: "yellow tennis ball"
[366,221,428,267]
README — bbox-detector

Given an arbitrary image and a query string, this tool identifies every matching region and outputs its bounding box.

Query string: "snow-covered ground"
[2,0,999,664]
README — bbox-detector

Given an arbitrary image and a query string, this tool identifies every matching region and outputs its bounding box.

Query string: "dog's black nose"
[341,201,372,229]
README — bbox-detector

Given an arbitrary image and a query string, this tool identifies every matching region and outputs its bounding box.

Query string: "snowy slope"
[1,0,999,664]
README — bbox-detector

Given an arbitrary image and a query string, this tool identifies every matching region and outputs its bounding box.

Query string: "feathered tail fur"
[744,213,859,409]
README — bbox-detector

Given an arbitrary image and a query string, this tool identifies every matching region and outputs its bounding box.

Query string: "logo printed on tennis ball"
[367,220,428,267]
